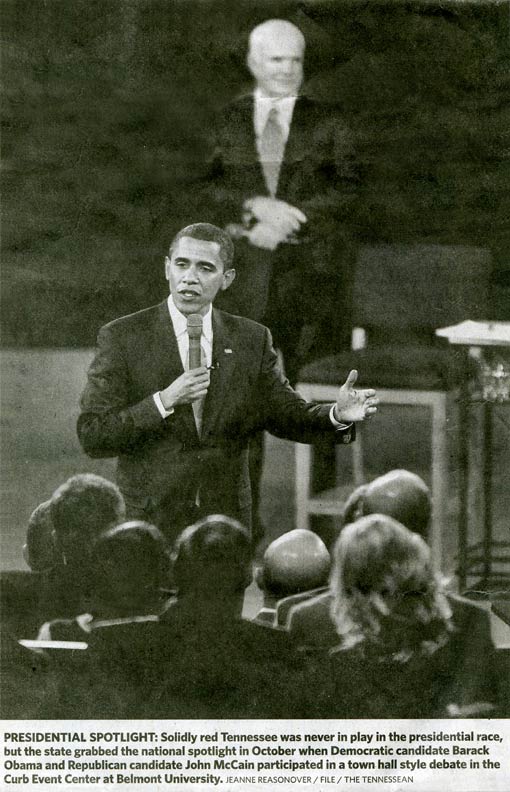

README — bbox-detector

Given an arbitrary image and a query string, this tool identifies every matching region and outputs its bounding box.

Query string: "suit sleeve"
[258,328,354,445]
[77,325,166,458]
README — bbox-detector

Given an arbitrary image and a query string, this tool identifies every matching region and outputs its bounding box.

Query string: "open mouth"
[179,290,200,298]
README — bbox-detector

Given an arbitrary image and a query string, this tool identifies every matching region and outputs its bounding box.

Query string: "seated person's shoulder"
[276,586,329,627]
[447,592,492,633]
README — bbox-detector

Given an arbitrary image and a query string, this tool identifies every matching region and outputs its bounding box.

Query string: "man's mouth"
[178,289,200,298]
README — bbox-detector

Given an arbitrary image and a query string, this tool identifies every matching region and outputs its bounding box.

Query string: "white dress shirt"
[153,296,212,419]
[153,296,350,429]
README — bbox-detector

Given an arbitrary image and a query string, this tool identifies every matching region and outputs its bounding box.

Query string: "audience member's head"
[23,500,58,573]
[330,514,451,652]
[172,515,252,610]
[257,528,330,601]
[90,521,170,615]
[343,470,431,540]
[50,474,125,568]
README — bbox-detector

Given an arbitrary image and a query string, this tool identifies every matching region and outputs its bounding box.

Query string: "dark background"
[2,0,509,346]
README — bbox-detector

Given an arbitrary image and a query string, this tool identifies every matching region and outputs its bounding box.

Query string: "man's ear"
[246,51,257,79]
[221,268,236,291]
[164,256,171,281]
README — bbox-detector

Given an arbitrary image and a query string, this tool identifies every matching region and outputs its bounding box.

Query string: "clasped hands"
[243,196,307,251]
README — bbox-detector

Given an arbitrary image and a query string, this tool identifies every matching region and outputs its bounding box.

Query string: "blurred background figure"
[203,18,359,541]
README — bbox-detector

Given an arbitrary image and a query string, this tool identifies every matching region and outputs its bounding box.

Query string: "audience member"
[254,528,330,626]
[23,500,58,573]
[35,520,173,718]
[312,515,498,718]
[42,473,126,617]
[156,515,307,718]
[343,468,431,539]
[285,469,431,642]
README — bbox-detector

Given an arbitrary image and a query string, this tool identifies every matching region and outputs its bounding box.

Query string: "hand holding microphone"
[159,314,210,411]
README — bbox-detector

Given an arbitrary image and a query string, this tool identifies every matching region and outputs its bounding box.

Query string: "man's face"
[248,32,304,98]
[165,236,235,316]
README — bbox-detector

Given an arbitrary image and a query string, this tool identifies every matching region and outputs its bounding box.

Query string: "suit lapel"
[201,310,236,438]
[277,96,310,195]
[152,301,198,442]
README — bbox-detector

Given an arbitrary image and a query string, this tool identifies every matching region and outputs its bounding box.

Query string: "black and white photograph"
[1,0,509,789]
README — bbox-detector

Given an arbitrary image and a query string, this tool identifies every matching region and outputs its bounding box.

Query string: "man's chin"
[175,296,204,315]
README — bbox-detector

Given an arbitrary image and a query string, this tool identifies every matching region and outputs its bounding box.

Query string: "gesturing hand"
[159,367,210,411]
[334,370,378,424]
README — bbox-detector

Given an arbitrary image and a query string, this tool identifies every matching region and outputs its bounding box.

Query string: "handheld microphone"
[187,314,203,369]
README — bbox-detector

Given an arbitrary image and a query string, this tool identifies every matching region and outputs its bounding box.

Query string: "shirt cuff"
[153,392,174,419]
[329,404,352,430]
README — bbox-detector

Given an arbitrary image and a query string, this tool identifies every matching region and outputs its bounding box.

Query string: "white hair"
[248,19,305,58]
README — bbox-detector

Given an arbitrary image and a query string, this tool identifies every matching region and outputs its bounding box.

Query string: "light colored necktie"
[259,105,285,198]
[187,336,206,434]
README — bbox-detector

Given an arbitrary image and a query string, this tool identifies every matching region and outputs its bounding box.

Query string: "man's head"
[165,223,235,316]
[172,515,252,604]
[343,470,431,540]
[91,521,170,613]
[23,500,58,573]
[247,19,305,98]
[257,528,330,600]
[50,473,126,568]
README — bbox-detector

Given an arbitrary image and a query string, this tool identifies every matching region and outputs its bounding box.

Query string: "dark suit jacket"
[205,94,358,234]
[77,302,353,538]
[202,95,359,367]
[287,590,500,718]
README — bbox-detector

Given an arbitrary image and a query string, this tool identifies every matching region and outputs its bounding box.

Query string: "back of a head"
[91,521,169,610]
[260,529,330,598]
[333,514,431,599]
[330,514,453,653]
[24,500,57,572]
[50,474,126,564]
[362,470,431,540]
[172,515,251,599]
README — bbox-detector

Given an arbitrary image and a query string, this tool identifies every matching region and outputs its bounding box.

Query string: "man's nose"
[182,266,199,282]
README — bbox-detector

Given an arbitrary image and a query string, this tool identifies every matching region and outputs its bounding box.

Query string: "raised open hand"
[334,369,378,424]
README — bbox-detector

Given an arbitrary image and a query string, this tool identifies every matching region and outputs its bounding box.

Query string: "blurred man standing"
[204,20,359,537]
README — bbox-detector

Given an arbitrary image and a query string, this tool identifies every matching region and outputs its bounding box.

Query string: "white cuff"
[329,404,352,430]
[153,392,174,419]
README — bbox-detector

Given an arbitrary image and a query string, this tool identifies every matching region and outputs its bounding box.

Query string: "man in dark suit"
[205,18,359,379]
[78,223,376,542]
[203,20,359,538]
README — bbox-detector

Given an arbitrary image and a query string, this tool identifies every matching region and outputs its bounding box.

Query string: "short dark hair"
[169,223,235,270]
[91,520,170,606]
[172,514,251,596]
[50,474,125,547]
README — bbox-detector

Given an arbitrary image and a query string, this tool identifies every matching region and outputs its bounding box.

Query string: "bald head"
[247,20,305,98]
[343,470,431,541]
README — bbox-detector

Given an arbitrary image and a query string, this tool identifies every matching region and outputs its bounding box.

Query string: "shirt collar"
[167,296,213,341]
